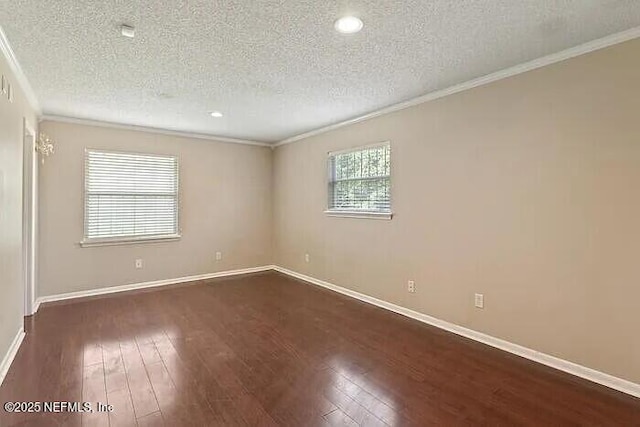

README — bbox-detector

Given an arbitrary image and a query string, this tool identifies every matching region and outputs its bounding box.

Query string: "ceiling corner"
[0,24,41,115]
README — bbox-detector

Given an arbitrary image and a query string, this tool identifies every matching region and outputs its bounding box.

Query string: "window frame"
[80,148,181,247]
[325,141,393,220]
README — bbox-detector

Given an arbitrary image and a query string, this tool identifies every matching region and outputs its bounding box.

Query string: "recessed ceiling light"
[334,16,363,34]
[210,111,223,118]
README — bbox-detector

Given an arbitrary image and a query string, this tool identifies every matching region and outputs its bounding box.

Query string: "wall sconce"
[35,132,55,164]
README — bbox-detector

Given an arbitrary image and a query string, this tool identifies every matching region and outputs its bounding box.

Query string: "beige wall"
[38,121,272,296]
[273,39,640,384]
[11,34,640,388]
[0,56,36,366]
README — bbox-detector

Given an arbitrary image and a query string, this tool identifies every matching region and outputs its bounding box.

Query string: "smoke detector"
[121,25,135,38]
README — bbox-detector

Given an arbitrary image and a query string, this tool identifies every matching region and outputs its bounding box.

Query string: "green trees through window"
[328,143,391,212]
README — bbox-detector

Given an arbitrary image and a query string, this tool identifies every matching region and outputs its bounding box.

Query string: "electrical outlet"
[135,259,143,269]
[475,293,484,309]
[407,280,416,293]
[305,253,310,263]
[215,251,222,261]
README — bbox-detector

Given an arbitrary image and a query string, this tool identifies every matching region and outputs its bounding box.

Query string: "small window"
[82,149,179,246]
[326,142,392,219]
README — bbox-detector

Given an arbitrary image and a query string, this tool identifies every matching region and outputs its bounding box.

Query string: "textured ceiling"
[1,0,640,143]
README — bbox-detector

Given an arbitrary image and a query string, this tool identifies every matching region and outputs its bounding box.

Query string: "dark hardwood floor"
[1,271,639,426]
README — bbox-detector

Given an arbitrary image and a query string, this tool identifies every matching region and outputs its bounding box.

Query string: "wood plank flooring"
[1,271,639,426]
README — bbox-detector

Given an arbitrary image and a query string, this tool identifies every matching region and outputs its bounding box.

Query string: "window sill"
[324,210,393,220]
[79,234,181,247]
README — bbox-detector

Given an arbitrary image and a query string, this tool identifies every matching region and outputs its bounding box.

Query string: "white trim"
[327,141,392,217]
[39,115,272,147]
[324,210,393,220]
[22,119,37,316]
[272,266,640,399]
[327,141,390,157]
[2,21,639,147]
[35,265,274,308]
[81,148,181,247]
[0,328,25,387]
[26,264,640,398]
[0,25,40,114]
[79,235,182,247]
[275,26,640,147]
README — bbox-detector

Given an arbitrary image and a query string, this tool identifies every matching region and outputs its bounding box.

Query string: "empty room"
[1,1,640,425]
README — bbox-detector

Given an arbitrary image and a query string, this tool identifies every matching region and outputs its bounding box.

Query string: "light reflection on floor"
[326,354,399,425]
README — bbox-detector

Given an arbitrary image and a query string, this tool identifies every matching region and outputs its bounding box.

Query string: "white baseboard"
[35,265,274,309]
[272,266,640,399]
[29,264,640,399]
[0,328,25,387]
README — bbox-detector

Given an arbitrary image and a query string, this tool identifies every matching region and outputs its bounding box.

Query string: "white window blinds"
[84,150,179,243]
[328,143,391,213]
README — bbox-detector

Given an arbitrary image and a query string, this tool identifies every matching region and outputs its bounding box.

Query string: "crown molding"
[4,19,639,147]
[0,25,41,114]
[275,26,640,147]
[40,114,272,147]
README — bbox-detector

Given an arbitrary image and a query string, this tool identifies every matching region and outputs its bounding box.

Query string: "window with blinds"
[327,143,391,216]
[83,150,179,244]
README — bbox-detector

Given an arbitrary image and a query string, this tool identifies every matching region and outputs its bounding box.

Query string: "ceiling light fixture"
[334,16,363,34]
[210,111,223,118]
